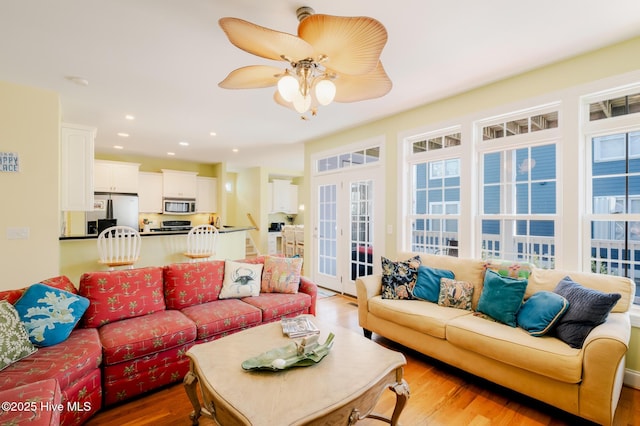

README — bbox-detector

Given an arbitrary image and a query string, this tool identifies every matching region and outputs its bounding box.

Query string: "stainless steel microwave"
[163,198,196,215]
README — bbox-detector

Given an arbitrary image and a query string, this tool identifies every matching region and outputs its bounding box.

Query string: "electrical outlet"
[387,224,393,234]
[7,227,29,240]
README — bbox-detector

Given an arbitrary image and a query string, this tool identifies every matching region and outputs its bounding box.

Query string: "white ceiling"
[2,1,640,171]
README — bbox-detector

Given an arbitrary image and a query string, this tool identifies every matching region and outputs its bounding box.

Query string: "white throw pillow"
[219,260,263,299]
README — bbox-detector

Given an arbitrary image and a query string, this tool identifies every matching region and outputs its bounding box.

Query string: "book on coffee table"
[281,316,320,338]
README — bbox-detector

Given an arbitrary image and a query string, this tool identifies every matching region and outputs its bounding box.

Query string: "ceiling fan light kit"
[218,6,391,119]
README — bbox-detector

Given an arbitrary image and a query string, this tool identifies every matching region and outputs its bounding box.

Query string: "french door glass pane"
[350,180,374,280]
[318,184,337,277]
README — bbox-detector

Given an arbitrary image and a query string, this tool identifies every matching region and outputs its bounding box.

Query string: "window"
[480,144,557,267]
[316,146,380,172]
[588,130,640,304]
[407,129,461,256]
[477,105,559,267]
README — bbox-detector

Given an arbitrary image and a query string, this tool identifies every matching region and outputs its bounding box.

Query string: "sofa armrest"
[579,312,630,425]
[299,276,318,316]
[355,274,382,329]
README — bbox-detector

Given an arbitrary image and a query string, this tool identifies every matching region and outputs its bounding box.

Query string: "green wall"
[0,81,61,290]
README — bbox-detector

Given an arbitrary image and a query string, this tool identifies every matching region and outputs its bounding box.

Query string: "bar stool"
[97,226,141,270]
[184,224,219,262]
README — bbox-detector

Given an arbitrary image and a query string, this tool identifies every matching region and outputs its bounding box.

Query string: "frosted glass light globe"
[277,75,299,102]
[293,93,311,114]
[315,79,336,106]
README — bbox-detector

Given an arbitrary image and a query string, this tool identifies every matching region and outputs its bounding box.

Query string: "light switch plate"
[7,227,29,240]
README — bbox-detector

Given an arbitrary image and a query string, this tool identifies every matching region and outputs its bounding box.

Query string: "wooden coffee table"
[184,315,409,425]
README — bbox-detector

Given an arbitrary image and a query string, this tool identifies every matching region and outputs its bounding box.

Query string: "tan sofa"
[355,252,636,426]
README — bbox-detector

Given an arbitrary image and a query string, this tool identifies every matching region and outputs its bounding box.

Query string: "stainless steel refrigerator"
[86,193,139,234]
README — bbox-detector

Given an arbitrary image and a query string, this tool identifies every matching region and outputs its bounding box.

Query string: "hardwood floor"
[86,294,640,426]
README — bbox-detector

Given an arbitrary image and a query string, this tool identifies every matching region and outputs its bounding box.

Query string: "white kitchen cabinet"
[270,179,298,214]
[94,160,140,193]
[162,169,197,198]
[196,177,217,213]
[60,123,95,211]
[138,172,163,213]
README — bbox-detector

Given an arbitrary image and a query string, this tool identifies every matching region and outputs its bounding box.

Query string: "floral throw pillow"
[0,301,37,370]
[13,284,90,347]
[437,278,474,311]
[381,255,421,300]
[261,256,303,294]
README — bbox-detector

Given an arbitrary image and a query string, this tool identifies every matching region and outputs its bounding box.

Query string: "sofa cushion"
[163,260,224,309]
[368,296,472,339]
[180,298,262,340]
[241,293,313,323]
[0,379,61,426]
[446,314,583,384]
[477,270,527,327]
[413,265,454,302]
[99,309,197,365]
[102,343,192,406]
[526,267,633,313]
[516,291,569,336]
[261,255,303,293]
[79,266,165,327]
[0,328,102,392]
[14,283,89,347]
[219,260,263,299]
[437,278,474,311]
[552,276,621,348]
[0,300,37,371]
[381,255,421,300]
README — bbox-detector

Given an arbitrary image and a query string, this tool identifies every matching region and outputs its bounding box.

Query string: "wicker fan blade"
[332,61,392,103]
[218,65,283,89]
[298,14,387,76]
[219,17,315,62]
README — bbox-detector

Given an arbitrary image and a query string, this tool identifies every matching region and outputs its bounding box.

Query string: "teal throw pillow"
[516,291,569,336]
[381,256,421,300]
[477,269,528,327]
[0,300,37,370]
[14,283,90,347]
[413,266,455,302]
[552,276,621,349]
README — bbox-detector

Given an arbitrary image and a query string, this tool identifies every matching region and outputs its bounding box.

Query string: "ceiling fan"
[218,6,392,119]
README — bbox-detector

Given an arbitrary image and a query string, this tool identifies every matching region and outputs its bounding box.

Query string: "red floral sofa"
[0,256,317,424]
[0,276,103,426]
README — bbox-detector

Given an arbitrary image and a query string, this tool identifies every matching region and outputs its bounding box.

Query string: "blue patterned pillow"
[477,269,528,327]
[517,291,569,336]
[381,256,421,300]
[14,283,90,347]
[413,265,455,302]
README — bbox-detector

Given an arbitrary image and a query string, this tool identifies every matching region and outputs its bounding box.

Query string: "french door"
[312,167,384,295]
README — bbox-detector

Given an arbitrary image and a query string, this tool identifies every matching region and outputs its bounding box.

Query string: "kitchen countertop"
[59,226,254,240]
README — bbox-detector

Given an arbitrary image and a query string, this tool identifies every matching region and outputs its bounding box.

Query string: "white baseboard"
[624,368,640,389]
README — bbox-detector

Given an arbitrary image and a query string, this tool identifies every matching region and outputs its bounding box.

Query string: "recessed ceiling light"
[167,152,175,156]
[113,145,124,150]
[64,76,89,86]
[232,148,239,153]
[117,132,129,137]
[125,114,135,120]
[210,132,217,136]
[179,141,189,146]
